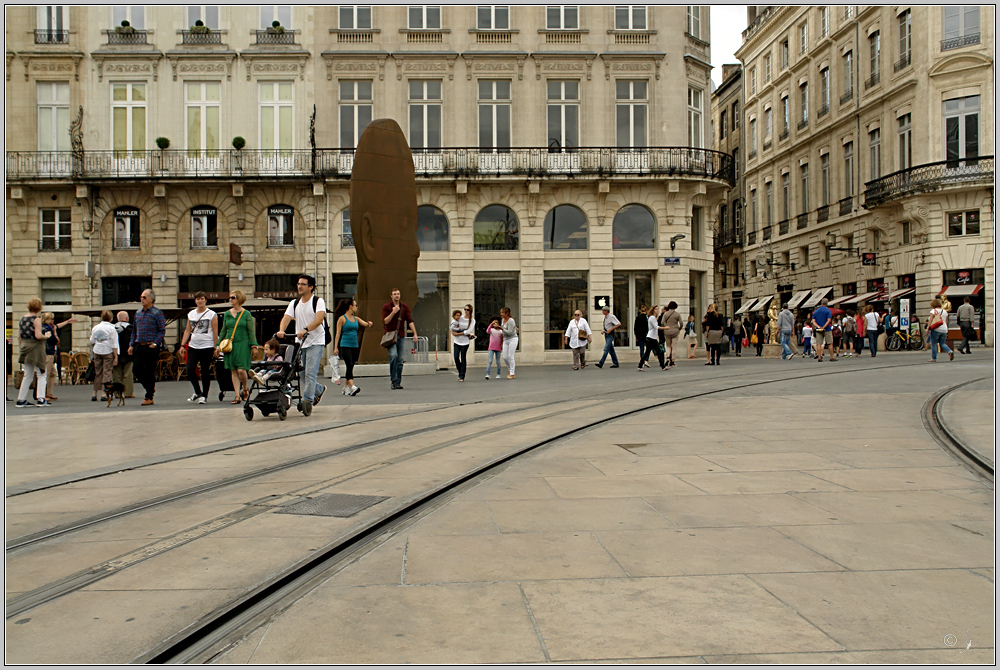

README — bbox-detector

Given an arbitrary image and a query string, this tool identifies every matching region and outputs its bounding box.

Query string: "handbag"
[742,337,750,348]
[750,333,758,345]
[218,309,245,353]
[83,360,95,383]
[928,310,944,331]
[380,330,399,348]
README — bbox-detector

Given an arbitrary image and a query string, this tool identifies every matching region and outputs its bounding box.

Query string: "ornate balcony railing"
[778,219,789,235]
[779,129,788,141]
[798,118,809,130]
[893,52,911,72]
[818,103,829,118]
[762,225,772,241]
[254,29,298,45]
[39,238,72,251]
[797,212,809,229]
[181,29,223,44]
[714,224,744,249]
[941,33,979,51]
[817,204,830,222]
[863,156,995,209]
[104,29,149,45]
[6,147,737,186]
[34,29,69,44]
[747,230,757,245]
[839,196,853,216]
[864,72,880,90]
[839,88,853,104]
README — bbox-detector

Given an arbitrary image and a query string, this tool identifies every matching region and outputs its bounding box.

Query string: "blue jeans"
[928,330,952,360]
[388,338,405,385]
[780,330,793,359]
[867,330,878,356]
[486,350,501,376]
[636,338,646,362]
[301,345,323,401]
[599,333,619,366]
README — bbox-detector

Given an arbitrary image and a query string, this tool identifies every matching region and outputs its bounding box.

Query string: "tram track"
[921,376,993,483]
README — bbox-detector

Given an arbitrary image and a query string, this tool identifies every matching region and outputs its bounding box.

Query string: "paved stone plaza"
[4,352,995,664]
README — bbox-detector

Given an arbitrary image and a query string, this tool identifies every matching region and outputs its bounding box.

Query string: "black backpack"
[292,295,333,346]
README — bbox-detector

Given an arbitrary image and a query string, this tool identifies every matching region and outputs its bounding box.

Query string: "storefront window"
[267,204,294,247]
[612,204,656,249]
[416,205,449,252]
[474,272,519,351]
[543,205,588,250]
[101,276,151,306]
[473,204,519,250]
[544,270,587,349]
[113,206,140,249]
[191,205,218,248]
[414,271,449,351]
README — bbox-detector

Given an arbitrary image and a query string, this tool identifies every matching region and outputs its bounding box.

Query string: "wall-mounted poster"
[113,207,140,249]
[268,205,294,247]
[191,206,218,248]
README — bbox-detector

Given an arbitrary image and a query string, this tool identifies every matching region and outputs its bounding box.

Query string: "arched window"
[543,204,587,250]
[416,205,449,251]
[612,204,656,249]
[473,204,519,250]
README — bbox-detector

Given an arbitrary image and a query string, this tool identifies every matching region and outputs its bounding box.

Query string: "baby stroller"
[242,337,304,421]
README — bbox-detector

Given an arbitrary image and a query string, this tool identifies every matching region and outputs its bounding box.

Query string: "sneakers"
[15,400,34,407]
[949,351,954,361]
[596,363,603,368]
[507,374,515,379]
[198,396,207,404]
[610,365,619,368]
[36,399,52,407]
[350,385,361,396]
[485,375,490,380]
[141,398,154,405]
[187,393,200,403]
[495,375,500,380]
[302,399,312,416]
[313,384,326,406]
[249,371,265,386]
[343,386,350,395]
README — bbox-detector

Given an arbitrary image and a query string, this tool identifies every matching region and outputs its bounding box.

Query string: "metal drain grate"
[276,493,389,518]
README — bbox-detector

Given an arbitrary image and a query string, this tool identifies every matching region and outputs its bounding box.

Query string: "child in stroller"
[242,335,304,421]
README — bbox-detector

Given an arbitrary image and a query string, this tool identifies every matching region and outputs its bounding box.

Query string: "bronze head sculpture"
[350,119,420,363]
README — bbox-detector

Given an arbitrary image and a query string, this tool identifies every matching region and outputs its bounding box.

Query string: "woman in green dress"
[216,289,258,403]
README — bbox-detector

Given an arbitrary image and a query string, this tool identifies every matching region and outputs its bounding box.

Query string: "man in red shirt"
[382,288,418,390]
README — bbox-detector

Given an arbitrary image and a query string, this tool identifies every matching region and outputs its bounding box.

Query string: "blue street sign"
[663,257,681,266]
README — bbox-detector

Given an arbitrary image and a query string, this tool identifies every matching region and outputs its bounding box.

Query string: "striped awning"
[884,288,916,301]
[735,298,760,315]
[752,295,775,311]
[827,295,855,306]
[842,291,880,304]
[939,284,984,297]
[801,287,833,309]
[787,289,812,309]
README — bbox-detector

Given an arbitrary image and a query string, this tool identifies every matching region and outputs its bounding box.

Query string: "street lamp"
[670,234,686,251]
[825,231,857,254]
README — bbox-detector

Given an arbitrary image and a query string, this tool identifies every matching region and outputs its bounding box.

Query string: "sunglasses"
[229,296,237,300]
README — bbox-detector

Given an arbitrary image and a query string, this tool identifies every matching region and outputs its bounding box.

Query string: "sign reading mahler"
[268,205,294,247]
[113,206,140,248]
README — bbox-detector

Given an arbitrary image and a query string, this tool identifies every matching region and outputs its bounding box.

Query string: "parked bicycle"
[886,326,925,351]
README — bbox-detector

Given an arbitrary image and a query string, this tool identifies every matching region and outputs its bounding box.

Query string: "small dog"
[104,382,126,407]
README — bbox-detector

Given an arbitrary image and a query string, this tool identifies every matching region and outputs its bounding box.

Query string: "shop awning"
[752,295,774,311]
[801,287,833,309]
[827,295,855,306]
[885,288,916,301]
[735,298,759,315]
[842,291,880,304]
[939,284,984,298]
[787,289,812,309]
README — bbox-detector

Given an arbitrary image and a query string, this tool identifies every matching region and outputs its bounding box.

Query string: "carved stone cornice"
[461,51,528,81]
[241,52,309,81]
[529,51,597,81]
[91,51,163,81]
[390,52,457,81]
[164,50,237,81]
[320,50,388,81]
[17,50,85,81]
[599,52,666,80]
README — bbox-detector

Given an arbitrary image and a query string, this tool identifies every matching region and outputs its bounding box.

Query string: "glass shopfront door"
[612,271,653,347]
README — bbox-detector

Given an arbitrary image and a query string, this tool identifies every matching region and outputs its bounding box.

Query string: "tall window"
[409,80,441,150]
[260,81,293,152]
[947,211,980,237]
[547,80,579,150]
[616,80,647,148]
[687,6,701,39]
[733,147,739,181]
[40,208,71,250]
[799,82,809,122]
[781,173,790,219]
[898,10,911,63]
[37,82,70,152]
[764,108,772,138]
[188,6,219,29]
[479,80,511,149]
[820,153,830,205]
[820,67,830,110]
[869,31,880,78]
[260,5,291,28]
[764,54,772,82]
[612,204,655,249]
[719,109,728,140]
[944,96,979,165]
[800,163,809,212]
[473,204,519,251]
[112,6,144,29]
[339,80,372,149]
[869,129,881,179]
[186,82,220,157]
[748,118,757,153]
[820,7,828,37]
[112,82,145,157]
[799,22,808,53]
[749,67,756,95]
[780,39,789,69]
[616,6,646,30]
[943,6,979,45]
[408,5,440,29]
[733,100,739,128]
[780,97,789,134]
[843,6,854,20]
[765,182,773,224]
[688,87,703,148]
[898,113,911,169]
[477,5,508,30]
[691,206,702,250]
[37,6,68,41]
[750,188,757,229]
[842,51,853,95]
[547,5,577,29]
[339,6,371,29]
[843,142,854,197]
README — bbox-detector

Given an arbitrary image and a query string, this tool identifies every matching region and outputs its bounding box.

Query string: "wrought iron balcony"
[762,225,772,241]
[104,29,149,45]
[864,72,880,90]
[797,212,809,229]
[893,52,911,72]
[941,33,980,51]
[778,219,789,235]
[254,29,298,45]
[839,88,853,104]
[181,29,223,44]
[714,224,744,249]
[818,103,829,118]
[6,147,737,186]
[747,230,757,245]
[779,129,789,141]
[39,238,71,251]
[863,156,995,209]
[839,196,853,216]
[34,29,69,44]
[817,204,830,222]
[798,118,809,130]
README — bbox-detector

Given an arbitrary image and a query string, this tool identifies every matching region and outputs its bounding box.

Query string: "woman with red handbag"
[925,298,953,362]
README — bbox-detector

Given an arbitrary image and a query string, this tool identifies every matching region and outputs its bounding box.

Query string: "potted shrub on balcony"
[189,19,211,34]
[115,20,136,34]
[266,20,285,34]
[232,136,246,174]
[155,137,170,173]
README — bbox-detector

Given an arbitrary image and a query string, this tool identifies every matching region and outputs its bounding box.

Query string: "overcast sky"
[710,5,748,88]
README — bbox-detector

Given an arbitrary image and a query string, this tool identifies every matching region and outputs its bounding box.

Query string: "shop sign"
[255,291,297,299]
[732,291,743,298]
[897,274,915,289]
[593,295,611,311]
[900,300,910,330]
[114,207,140,249]
[957,271,971,284]
[663,257,681,266]
[861,252,877,266]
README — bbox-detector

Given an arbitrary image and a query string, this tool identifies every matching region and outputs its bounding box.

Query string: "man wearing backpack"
[277,274,328,415]
[841,310,856,357]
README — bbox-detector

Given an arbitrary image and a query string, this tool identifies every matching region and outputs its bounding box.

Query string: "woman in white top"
[564,310,592,370]
[925,298,954,362]
[90,310,120,401]
[863,304,881,358]
[636,306,667,370]
[500,306,518,379]
[180,291,219,403]
[449,304,475,382]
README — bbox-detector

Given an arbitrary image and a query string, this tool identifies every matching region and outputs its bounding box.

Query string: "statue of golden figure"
[767,299,780,344]
[350,119,420,363]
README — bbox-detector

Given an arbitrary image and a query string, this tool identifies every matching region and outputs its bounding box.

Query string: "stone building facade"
[711,63,744,319]
[6,5,732,363]
[719,5,994,345]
